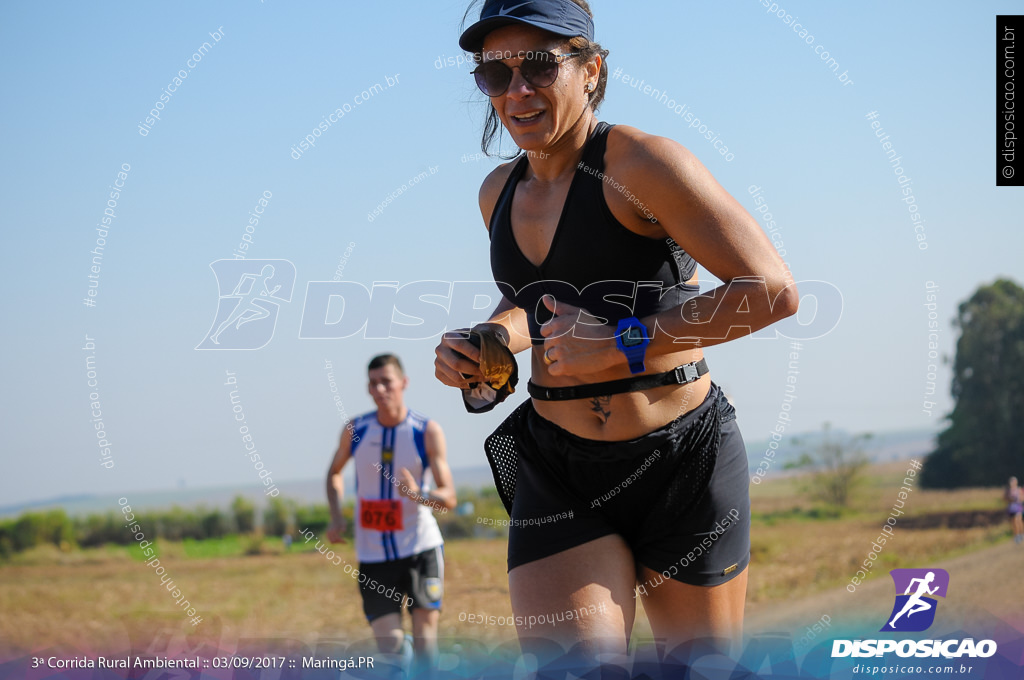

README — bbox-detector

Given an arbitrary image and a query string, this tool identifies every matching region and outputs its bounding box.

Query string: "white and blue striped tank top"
[351,409,444,563]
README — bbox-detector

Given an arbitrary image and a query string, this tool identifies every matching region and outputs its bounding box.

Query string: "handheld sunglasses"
[472,50,580,97]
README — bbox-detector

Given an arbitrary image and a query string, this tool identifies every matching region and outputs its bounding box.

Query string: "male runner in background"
[327,354,456,678]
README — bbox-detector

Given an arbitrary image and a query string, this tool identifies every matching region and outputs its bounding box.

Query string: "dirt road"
[743,539,1024,646]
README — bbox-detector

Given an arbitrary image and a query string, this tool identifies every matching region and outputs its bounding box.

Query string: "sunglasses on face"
[471,51,580,97]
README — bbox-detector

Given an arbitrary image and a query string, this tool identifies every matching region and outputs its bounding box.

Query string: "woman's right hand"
[434,328,483,389]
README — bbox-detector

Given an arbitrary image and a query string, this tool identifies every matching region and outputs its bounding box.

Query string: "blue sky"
[2,0,1020,507]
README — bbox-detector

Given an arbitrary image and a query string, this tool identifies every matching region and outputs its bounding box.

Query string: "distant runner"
[1007,476,1023,544]
[327,354,456,678]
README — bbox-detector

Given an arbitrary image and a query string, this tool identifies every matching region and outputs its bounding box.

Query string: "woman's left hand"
[538,296,623,377]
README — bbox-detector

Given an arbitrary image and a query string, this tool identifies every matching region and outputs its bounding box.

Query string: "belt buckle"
[681,362,699,383]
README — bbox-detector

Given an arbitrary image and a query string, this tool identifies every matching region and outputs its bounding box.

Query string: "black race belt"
[527,358,709,402]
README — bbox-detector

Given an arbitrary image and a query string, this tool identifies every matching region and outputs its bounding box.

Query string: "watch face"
[622,326,645,347]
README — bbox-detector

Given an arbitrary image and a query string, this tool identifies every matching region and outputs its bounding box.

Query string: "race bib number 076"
[360,499,403,531]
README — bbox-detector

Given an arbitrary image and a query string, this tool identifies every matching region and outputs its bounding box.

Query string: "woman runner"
[435,0,799,664]
[1007,476,1023,544]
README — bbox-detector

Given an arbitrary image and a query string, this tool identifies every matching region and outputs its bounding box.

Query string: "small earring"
[586,82,595,93]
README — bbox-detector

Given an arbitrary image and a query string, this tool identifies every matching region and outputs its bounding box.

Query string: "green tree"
[263,497,296,536]
[11,513,44,551]
[160,506,203,540]
[789,423,871,509]
[75,512,122,547]
[200,508,229,538]
[922,278,1024,488]
[8,510,75,551]
[231,495,255,534]
[294,503,330,536]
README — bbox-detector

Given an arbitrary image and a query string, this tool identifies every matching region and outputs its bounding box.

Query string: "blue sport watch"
[615,317,650,374]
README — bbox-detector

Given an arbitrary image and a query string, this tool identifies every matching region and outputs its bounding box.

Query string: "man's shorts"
[358,546,443,622]
[484,381,750,587]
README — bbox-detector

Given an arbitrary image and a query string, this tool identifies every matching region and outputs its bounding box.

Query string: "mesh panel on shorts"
[483,400,532,515]
[641,397,722,536]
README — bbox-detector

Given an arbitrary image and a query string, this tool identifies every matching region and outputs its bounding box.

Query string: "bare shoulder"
[605,124,701,183]
[479,161,518,231]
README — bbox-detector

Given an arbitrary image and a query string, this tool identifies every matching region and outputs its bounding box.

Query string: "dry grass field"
[1,461,1018,658]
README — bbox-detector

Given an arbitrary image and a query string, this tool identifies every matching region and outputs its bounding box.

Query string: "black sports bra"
[489,122,699,343]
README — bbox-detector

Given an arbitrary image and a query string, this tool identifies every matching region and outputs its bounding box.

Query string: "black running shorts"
[358,546,443,622]
[484,382,750,587]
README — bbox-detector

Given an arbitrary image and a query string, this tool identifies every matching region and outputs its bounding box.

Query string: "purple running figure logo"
[881,568,949,632]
